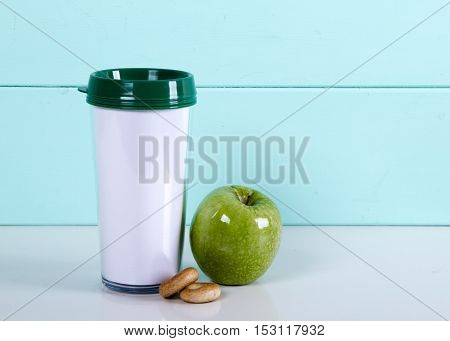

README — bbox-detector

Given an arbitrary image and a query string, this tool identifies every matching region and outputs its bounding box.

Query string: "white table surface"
[1,226,449,321]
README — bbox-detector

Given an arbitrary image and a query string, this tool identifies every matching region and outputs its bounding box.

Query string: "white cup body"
[91,106,189,293]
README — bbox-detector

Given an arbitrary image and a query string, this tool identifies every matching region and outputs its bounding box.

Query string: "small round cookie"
[180,282,221,304]
[159,267,199,298]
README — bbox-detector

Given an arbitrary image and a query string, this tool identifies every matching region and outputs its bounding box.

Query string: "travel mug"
[79,68,196,294]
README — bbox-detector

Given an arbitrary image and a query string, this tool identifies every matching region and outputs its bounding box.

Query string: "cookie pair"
[159,268,221,304]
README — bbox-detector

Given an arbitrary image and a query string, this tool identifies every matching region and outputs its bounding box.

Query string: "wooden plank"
[0,0,449,86]
[0,87,449,225]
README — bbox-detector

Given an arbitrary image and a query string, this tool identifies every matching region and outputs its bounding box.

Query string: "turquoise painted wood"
[1,1,449,225]
[1,88,449,225]
[0,88,97,225]
[0,0,449,86]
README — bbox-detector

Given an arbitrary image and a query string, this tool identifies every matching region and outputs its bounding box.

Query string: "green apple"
[190,185,282,285]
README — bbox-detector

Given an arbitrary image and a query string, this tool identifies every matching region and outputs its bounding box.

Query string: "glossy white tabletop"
[1,226,449,321]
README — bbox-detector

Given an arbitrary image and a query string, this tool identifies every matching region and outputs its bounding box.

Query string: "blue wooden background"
[0,1,449,225]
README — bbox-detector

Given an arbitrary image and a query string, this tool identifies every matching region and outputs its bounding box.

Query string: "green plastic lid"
[79,68,196,110]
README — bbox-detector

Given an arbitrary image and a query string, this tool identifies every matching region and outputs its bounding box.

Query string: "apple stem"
[232,186,255,206]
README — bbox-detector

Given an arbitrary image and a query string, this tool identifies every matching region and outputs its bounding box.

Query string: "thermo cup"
[79,68,196,294]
